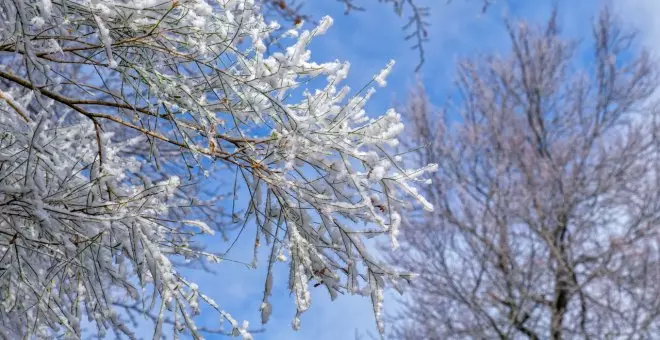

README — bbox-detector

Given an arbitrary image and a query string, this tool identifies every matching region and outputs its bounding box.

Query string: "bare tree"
[388,8,660,340]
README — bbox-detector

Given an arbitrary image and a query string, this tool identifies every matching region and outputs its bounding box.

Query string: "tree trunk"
[551,214,571,340]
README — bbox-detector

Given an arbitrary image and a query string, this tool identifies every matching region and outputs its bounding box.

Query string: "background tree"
[0,0,434,338]
[389,8,660,339]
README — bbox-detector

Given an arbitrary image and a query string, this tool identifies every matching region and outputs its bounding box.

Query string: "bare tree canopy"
[389,7,660,339]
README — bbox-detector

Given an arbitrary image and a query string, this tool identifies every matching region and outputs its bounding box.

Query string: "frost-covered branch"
[0,0,434,338]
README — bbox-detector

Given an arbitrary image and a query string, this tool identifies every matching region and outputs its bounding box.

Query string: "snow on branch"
[0,0,434,338]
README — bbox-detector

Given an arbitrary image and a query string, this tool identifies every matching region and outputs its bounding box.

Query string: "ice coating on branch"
[374,60,395,87]
[94,15,117,68]
[317,16,333,34]
[39,0,51,18]
[183,220,215,235]
[390,212,402,250]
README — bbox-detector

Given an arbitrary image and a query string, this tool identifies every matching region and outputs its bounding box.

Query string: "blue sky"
[126,1,660,339]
